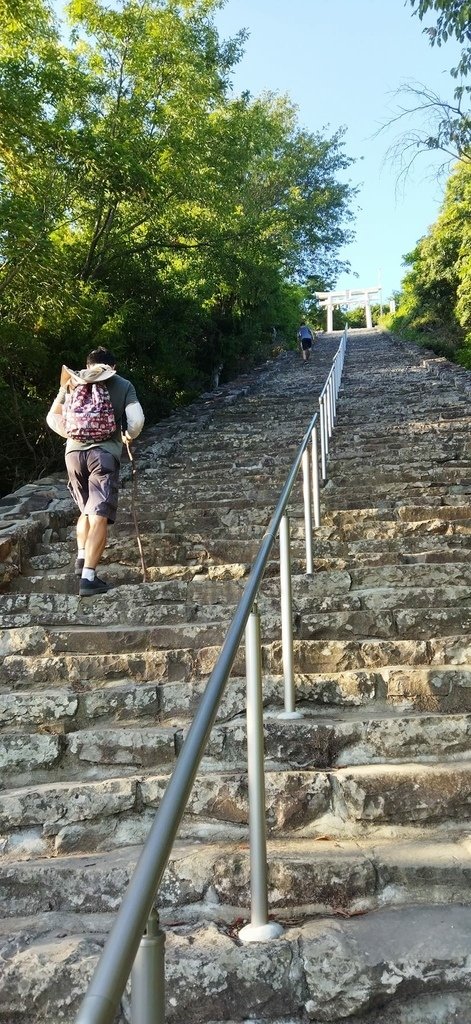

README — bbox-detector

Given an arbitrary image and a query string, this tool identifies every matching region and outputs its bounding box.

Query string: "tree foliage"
[379,1,470,173]
[0,0,355,495]
[408,1,471,81]
[386,160,471,360]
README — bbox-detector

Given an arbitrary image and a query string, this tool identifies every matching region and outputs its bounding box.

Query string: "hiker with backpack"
[47,347,144,596]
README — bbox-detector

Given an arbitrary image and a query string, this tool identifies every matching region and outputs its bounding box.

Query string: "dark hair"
[87,348,117,367]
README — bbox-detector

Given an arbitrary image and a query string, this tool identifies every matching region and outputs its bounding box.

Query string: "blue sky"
[214,0,462,301]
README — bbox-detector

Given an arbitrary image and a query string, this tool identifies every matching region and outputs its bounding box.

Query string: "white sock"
[78,548,86,560]
[82,567,95,582]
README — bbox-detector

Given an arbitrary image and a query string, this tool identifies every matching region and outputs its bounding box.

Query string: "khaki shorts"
[65,448,120,524]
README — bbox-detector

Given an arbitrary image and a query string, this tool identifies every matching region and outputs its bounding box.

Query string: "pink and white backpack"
[63,383,116,442]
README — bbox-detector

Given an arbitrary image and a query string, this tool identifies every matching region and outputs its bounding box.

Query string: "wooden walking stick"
[124,438,148,583]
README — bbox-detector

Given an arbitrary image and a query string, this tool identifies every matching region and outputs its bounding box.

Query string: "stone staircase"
[2,329,471,1023]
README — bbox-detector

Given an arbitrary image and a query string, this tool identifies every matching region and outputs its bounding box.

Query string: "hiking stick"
[124,438,148,583]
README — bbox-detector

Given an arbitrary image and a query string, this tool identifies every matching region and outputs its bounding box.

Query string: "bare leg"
[84,514,108,570]
[76,513,90,551]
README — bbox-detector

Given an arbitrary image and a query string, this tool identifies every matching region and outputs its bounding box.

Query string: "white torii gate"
[315,286,382,332]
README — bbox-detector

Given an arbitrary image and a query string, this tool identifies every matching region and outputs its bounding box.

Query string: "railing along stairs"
[76,327,348,1024]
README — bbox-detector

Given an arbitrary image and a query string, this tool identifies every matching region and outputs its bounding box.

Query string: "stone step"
[3,832,471,920]
[5,592,471,649]
[325,491,471,514]
[331,445,469,467]
[1,659,471,735]
[0,672,389,737]
[326,460,471,485]
[206,707,471,769]
[318,515,471,544]
[4,758,471,858]
[6,589,471,634]
[3,634,470,687]
[2,904,471,1024]
[322,503,471,528]
[8,573,471,628]
[3,705,471,791]
[315,530,471,561]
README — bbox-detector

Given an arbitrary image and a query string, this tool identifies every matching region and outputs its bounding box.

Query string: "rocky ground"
[1,329,471,1023]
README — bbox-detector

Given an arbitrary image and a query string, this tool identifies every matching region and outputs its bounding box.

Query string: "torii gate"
[315,286,382,332]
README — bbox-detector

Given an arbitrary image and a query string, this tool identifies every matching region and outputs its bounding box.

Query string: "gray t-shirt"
[62,375,138,462]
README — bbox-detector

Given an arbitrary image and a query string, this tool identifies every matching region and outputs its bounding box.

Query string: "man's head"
[87,348,117,368]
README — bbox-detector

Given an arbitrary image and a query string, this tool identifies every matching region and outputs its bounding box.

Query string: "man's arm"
[123,383,145,441]
[46,368,70,438]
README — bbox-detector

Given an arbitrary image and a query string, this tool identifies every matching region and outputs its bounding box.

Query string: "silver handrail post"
[324,383,330,442]
[311,425,321,529]
[302,449,313,575]
[320,397,327,482]
[239,605,283,943]
[131,911,165,1024]
[327,374,333,438]
[324,390,330,457]
[278,513,303,720]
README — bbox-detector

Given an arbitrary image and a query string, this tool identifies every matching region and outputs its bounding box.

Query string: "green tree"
[391,1,471,163]
[0,0,356,495]
[408,1,471,82]
[387,160,471,360]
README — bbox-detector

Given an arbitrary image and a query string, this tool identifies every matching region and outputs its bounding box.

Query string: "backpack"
[63,383,116,442]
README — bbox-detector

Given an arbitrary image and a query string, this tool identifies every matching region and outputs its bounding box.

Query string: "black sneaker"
[79,576,110,597]
[74,557,85,576]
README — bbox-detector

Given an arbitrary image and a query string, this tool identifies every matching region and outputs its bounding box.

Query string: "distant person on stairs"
[297,321,315,364]
[46,347,144,597]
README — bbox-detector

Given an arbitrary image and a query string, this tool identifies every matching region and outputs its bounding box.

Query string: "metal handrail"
[76,326,348,1024]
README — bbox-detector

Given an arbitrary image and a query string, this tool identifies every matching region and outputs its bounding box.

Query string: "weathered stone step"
[4,757,471,859]
[29,533,266,568]
[11,566,471,624]
[338,395,468,415]
[3,832,471,920]
[349,561,471,589]
[334,416,471,439]
[207,707,471,768]
[15,618,228,651]
[314,537,471,571]
[322,503,471,525]
[5,592,471,646]
[15,560,272,589]
[296,605,471,641]
[0,768,326,854]
[319,515,471,544]
[332,759,471,825]
[0,724,179,788]
[0,682,160,730]
[332,446,468,468]
[43,526,471,581]
[3,905,471,1023]
[326,460,471,485]
[3,634,470,687]
[7,582,471,632]
[111,517,271,538]
[3,705,470,792]
[2,658,471,738]
[157,662,471,717]
[0,585,240,625]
